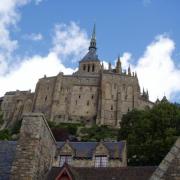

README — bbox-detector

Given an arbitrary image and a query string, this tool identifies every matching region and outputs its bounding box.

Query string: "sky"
[0,0,180,102]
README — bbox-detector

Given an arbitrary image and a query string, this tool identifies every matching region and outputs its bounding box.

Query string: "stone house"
[1,25,153,129]
[0,113,179,180]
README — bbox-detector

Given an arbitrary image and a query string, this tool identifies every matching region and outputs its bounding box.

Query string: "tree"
[118,100,180,166]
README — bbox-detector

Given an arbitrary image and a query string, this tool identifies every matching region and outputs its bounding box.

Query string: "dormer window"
[95,155,108,167]
[59,155,72,167]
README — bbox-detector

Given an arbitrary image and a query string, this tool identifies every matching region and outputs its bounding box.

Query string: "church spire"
[89,24,96,50]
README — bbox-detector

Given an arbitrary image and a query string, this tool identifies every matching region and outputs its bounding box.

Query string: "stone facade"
[10,113,56,180]
[1,26,154,128]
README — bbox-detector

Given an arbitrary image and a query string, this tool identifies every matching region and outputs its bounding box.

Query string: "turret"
[116,56,122,74]
[128,65,131,76]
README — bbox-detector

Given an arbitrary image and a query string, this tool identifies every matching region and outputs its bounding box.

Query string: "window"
[79,95,81,99]
[92,64,95,72]
[75,100,77,105]
[87,100,90,106]
[95,156,108,167]
[59,155,72,167]
[111,105,113,110]
[88,64,90,72]
[45,96,47,102]
[83,64,86,71]
[91,95,94,99]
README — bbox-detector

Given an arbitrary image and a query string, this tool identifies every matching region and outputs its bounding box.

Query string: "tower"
[77,24,101,74]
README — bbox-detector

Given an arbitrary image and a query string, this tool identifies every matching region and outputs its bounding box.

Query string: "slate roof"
[57,141,125,159]
[0,141,17,180]
[46,164,156,180]
[80,48,100,62]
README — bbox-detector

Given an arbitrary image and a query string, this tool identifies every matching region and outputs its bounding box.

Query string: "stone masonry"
[10,113,56,180]
[1,25,154,128]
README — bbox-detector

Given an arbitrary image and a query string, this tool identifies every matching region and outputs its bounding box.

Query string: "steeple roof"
[80,24,99,62]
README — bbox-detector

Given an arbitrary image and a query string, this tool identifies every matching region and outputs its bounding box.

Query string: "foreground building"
[1,25,153,128]
[0,113,179,180]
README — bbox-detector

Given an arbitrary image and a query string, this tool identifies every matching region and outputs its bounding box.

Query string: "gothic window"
[59,155,72,167]
[95,156,108,167]
[88,64,90,72]
[92,64,95,72]
[83,64,86,71]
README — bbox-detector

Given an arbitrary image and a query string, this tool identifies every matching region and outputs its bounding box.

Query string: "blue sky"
[0,0,180,102]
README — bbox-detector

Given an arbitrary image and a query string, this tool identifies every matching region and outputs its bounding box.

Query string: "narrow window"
[111,105,113,110]
[92,64,95,72]
[83,64,86,71]
[75,100,77,105]
[91,95,94,99]
[79,95,81,99]
[88,64,90,72]
[87,100,90,106]
[45,96,47,102]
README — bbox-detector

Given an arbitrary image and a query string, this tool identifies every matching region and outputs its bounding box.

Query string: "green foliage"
[118,100,180,166]
[10,119,22,135]
[0,111,4,125]
[0,129,11,140]
[80,125,118,141]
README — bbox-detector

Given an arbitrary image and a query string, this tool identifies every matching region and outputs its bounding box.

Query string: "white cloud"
[121,35,180,102]
[52,22,89,62]
[0,22,89,96]
[0,0,30,75]
[34,0,43,5]
[23,33,43,41]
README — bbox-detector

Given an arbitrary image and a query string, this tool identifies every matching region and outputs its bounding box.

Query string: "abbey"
[1,25,153,128]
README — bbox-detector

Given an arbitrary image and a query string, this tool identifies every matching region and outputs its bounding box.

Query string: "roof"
[46,165,156,180]
[57,141,126,159]
[0,141,17,180]
[80,48,100,62]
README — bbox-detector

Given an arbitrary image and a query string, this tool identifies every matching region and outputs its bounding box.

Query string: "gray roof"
[57,141,125,159]
[80,48,100,62]
[0,141,17,180]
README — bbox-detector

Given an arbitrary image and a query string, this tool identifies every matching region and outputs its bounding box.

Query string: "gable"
[60,142,74,155]
[94,142,109,156]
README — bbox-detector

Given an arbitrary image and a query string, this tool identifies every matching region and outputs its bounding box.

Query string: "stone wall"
[150,137,180,180]
[10,113,56,180]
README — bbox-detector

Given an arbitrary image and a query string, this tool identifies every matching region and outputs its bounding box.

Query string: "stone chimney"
[10,113,56,180]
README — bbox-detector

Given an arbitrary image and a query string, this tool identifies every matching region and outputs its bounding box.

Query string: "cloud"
[34,0,43,5]
[0,0,30,75]
[0,22,89,96]
[52,22,89,62]
[23,33,43,41]
[121,35,180,102]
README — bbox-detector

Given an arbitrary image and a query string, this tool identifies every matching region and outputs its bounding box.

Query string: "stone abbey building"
[1,25,153,128]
